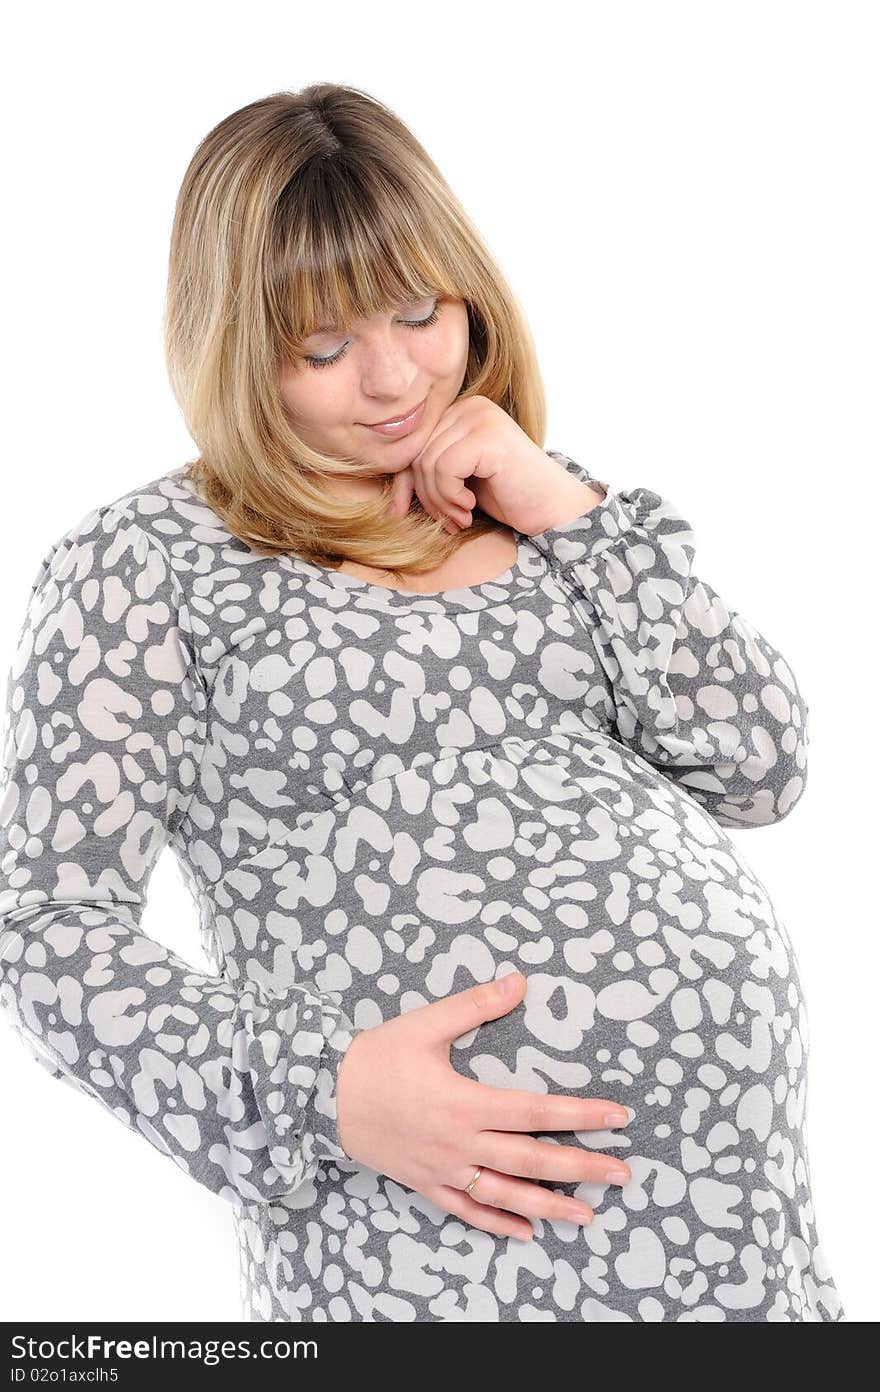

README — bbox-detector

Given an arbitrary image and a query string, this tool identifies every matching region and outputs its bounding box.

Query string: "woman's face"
[278,293,470,501]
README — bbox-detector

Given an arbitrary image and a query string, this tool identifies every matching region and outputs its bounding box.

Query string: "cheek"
[282,372,352,428]
[440,305,470,373]
[424,323,468,378]
[279,370,309,422]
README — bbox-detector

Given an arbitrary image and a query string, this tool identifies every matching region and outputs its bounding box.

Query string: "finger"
[415,476,470,531]
[420,973,528,1041]
[430,441,480,519]
[436,480,474,526]
[451,1164,594,1227]
[404,460,472,529]
[386,466,415,518]
[433,464,475,514]
[411,455,447,527]
[456,1074,631,1135]
[410,414,469,475]
[474,1132,631,1187]
[412,424,474,524]
[427,1183,534,1242]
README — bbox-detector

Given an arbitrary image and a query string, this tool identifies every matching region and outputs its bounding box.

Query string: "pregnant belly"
[216,731,807,1177]
[219,732,836,1320]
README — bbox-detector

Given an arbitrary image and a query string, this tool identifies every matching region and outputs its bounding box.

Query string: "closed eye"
[305,300,442,369]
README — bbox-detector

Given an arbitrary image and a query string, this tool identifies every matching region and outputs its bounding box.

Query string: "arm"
[527,451,810,828]
[0,505,355,1208]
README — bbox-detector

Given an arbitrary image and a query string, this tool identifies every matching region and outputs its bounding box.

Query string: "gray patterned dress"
[0,450,845,1321]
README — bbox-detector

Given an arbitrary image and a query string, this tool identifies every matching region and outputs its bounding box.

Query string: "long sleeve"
[0,503,356,1209]
[530,451,810,829]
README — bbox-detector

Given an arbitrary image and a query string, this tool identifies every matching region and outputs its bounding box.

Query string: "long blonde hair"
[163,82,547,576]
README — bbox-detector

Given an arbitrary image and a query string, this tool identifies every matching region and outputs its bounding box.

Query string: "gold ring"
[463,1165,482,1195]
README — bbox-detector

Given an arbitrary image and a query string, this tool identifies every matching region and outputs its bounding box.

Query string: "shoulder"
[93,464,239,566]
[40,464,249,590]
[27,467,255,688]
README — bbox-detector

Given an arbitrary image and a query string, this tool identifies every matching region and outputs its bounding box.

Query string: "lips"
[363,396,427,439]
[368,400,424,427]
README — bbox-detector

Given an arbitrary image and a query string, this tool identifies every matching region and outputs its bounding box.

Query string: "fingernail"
[499,972,522,997]
[603,1111,629,1127]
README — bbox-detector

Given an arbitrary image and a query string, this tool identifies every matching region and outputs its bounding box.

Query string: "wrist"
[525,479,608,537]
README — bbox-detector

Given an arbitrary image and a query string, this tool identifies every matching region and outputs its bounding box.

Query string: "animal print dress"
[0,450,845,1321]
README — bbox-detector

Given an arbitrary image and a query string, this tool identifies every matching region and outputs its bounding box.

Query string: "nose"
[359,327,420,403]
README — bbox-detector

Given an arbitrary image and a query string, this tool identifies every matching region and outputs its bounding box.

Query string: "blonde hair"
[163,82,547,577]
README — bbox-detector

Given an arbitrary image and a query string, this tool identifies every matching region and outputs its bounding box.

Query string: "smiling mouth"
[364,398,426,427]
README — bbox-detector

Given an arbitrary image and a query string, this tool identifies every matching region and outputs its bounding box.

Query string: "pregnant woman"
[0,83,844,1322]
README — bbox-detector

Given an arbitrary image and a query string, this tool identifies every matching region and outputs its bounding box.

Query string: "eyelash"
[305,303,442,369]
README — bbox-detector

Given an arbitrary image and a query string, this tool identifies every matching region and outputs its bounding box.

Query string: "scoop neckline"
[288,530,540,612]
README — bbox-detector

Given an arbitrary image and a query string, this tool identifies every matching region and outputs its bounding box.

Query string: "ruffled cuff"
[251,982,359,1198]
[297,1004,358,1167]
[528,450,664,568]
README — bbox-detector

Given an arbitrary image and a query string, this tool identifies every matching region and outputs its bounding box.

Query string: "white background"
[1,0,876,1323]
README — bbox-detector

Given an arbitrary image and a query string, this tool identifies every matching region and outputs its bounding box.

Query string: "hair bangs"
[269,159,464,362]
